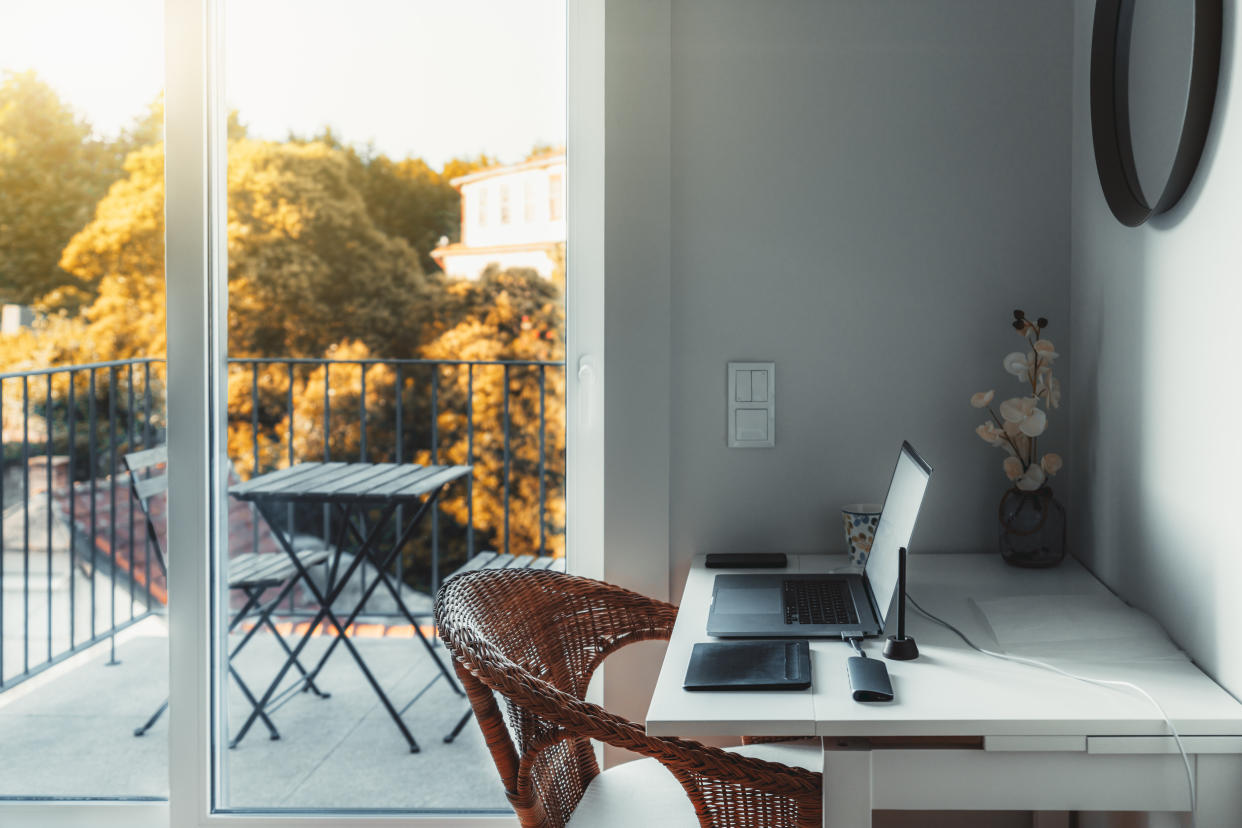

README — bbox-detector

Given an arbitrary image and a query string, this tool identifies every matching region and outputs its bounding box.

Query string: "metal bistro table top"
[229,461,473,505]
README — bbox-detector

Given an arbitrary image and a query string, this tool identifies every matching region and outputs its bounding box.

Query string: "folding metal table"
[229,461,472,752]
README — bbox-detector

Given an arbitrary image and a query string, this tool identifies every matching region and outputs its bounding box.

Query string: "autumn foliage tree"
[287,130,496,276]
[2,93,568,581]
[49,138,443,363]
[418,264,565,560]
[0,72,120,306]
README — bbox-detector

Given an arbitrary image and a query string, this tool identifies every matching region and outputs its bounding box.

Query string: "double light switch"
[728,362,775,448]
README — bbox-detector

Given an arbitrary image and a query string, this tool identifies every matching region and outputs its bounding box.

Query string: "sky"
[0,0,566,168]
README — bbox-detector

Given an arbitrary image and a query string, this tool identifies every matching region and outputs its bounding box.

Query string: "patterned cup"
[841,503,883,568]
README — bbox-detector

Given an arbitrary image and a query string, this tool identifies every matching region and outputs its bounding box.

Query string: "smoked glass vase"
[998,486,1066,568]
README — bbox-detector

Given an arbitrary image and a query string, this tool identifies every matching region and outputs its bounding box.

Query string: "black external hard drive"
[846,656,894,702]
[683,640,811,691]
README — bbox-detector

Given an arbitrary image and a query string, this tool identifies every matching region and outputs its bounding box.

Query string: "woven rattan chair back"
[435,568,822,828]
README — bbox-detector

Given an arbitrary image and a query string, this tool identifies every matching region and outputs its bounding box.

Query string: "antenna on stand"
[883,546,919,661]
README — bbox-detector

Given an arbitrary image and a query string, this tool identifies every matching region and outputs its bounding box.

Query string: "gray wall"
[598,2,1072,821]
[1069,0,1242,703]
[598,1,1238,822]
[601,0,674,762]
[667,0,1074,591]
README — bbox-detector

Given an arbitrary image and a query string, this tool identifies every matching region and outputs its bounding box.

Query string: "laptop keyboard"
[783,579,858,625]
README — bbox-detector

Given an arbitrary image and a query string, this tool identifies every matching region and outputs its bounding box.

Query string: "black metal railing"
[0,357,164,692]
[0,355,565,693]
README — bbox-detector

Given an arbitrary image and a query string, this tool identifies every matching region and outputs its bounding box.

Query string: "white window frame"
[549,172,565,221]
[167,0,604,825]
[499,182,512,224]
[0,0,602,824]
[524,176,537,223]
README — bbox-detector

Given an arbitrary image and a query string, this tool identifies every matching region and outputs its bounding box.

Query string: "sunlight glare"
[0,0,163,137]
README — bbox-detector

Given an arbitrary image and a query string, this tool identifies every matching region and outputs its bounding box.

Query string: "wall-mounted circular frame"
[1091,0,1223,227]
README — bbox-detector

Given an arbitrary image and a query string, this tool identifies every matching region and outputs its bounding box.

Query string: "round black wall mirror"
[1090,0,1223,227]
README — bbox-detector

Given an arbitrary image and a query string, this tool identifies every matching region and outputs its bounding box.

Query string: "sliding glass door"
[165,0,581,822]
[0,0,168,804]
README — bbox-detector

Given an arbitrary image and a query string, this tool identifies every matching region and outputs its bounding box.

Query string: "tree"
[440,153,499,183]
[285,130,464,274]
[55,143,167,357]
[0,71,117,306]
[524,143,564,162]
[224,139,441,359]
[55,138,443,362]
[417,265,566,559]
[106,94,246,174]
[350,154,460,275]
[36,138,449,501]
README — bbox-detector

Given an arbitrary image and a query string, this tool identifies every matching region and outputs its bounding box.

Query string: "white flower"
[999,396,1034,422]
[1003,352,1032,381]
[1003,456,1023,481]
[971,390,995,408]
[1018,407,1046,437]
[1034,339,1058,362]
[1015,464,1046,491]
[1041,453,1063,475]
[1035,374,1061,408]
[999,396,1047,438]
[976,422,1006,447]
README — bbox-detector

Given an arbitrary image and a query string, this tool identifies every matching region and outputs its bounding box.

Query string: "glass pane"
[216,0,565,812]
[0,0,167,799]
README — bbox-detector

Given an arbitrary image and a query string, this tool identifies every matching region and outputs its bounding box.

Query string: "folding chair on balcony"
[125,446,335,743]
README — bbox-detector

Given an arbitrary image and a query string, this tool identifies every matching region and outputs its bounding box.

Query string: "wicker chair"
[435,568,823,828]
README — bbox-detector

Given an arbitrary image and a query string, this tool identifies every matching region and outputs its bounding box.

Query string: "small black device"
[846,655,894,702]
[683,639,811,691]
[843,633,894,702]
[705,552,788,569]
[883,546,919,660]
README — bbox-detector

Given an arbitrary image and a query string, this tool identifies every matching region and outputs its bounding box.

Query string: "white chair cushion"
[565,740,820,828]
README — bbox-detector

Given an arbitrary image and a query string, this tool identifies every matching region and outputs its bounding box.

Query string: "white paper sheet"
[970,594,1187,662]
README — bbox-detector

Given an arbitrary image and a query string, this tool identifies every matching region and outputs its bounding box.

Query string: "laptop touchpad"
[716,587,781,615]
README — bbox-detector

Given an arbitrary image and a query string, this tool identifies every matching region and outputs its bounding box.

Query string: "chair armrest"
[588,582,678,658]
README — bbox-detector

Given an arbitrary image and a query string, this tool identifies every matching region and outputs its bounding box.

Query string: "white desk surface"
[646,553,1242,740]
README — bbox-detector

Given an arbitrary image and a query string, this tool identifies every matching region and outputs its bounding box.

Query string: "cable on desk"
[907,593,1196,827]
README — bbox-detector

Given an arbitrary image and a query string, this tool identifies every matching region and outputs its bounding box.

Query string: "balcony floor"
[0,618,510,811]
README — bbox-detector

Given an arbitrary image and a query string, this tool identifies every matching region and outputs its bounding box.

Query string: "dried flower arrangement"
[972,310,1063,491]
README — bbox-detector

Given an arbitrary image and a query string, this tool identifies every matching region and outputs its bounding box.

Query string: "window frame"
[163,0,605,825]
[499,181,512,224]
[0,0,607,819]
[0,0,603,821]
[549,171,565,221]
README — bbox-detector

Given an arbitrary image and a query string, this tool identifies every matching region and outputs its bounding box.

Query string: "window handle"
[577,356,597,429]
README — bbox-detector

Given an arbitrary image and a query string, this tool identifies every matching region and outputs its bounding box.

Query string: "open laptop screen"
[863,442,933,629]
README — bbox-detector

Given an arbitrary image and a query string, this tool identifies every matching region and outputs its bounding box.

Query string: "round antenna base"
[883,636,919,661]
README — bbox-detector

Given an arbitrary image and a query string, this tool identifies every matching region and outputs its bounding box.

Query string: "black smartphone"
[704,553,788,569]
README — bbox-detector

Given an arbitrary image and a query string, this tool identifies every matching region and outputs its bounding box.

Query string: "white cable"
[907,593,1196,827]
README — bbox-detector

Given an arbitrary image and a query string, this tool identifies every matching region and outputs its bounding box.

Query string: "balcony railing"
[0,355,565,693]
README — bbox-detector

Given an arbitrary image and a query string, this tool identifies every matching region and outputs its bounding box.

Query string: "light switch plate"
[728,362,775,448]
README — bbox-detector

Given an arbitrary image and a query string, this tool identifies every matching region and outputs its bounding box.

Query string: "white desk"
[647,554,1242,826]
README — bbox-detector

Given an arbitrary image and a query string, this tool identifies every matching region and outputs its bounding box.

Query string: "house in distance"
[432,151,565,280]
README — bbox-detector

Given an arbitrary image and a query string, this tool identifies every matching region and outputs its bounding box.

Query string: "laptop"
[706,441,932,638]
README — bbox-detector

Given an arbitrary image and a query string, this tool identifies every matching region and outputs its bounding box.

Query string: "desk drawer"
[985,735,1086,752]
[1088,735,1242,754]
